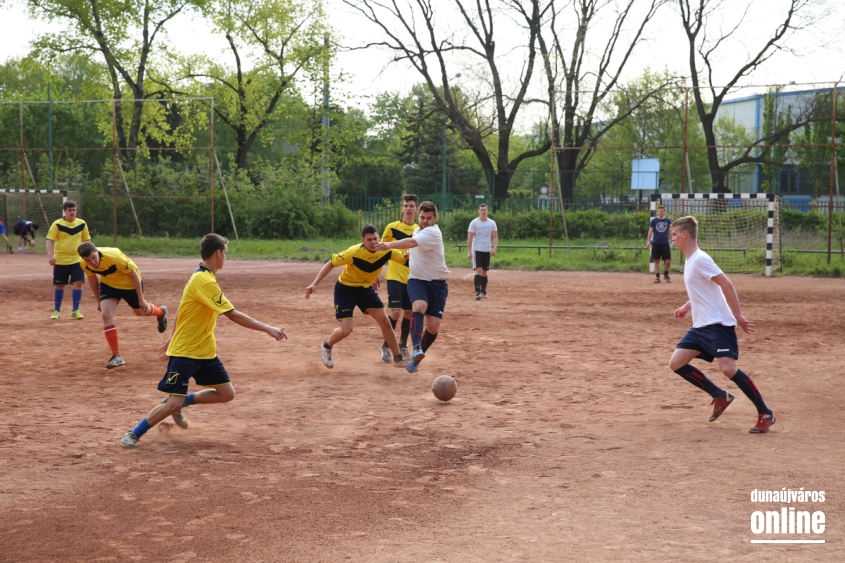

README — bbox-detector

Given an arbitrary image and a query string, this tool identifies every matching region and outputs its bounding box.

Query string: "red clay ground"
[0,254,843,562]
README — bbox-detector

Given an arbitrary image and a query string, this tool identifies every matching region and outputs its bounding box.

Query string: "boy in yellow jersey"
[45,200,90,320]
[305,224,408,370]
[120,234,287,448]
[78,242,169,369]
[379,194,418,362]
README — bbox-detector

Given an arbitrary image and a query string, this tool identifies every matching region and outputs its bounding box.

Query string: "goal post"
[650,193,780,276]
[0,189,81,232]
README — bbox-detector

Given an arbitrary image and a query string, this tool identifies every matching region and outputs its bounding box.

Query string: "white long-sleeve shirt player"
[684,249,736,328]
[409,225,451,281]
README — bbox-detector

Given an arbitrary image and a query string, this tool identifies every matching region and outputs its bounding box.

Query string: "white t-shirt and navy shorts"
[468,217,497,271]
[407,225,450,319]
[675,249,739,362]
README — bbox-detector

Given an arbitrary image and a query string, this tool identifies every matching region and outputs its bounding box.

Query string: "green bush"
[439,208,651,241]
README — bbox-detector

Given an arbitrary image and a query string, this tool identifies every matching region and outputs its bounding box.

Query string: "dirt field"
[1,254,843,562]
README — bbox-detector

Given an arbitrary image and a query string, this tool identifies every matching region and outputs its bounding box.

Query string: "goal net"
[651,193,781,276]
[0,189,81,234]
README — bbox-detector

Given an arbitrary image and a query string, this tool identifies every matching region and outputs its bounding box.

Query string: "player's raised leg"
[716,356,775,433]
[669,346,733,421]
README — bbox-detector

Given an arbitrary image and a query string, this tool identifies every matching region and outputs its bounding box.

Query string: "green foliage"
[439,208,651,241]
[780,208,828,234]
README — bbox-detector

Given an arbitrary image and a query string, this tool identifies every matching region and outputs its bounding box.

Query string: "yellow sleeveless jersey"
[381,220,418,284]
[81,247,141,291]
[332,244,406,288]
[46,218,90,265]
[166,265,235,359]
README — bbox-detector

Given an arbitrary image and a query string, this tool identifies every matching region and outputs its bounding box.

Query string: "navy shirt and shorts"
[650,216,672,260]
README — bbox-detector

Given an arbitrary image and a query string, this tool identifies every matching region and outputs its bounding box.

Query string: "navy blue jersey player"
[647,205,672,283]
[667,216,775,433]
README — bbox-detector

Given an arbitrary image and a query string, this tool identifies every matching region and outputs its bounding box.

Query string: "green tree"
[27,0,200,162]
[158,0,331,169]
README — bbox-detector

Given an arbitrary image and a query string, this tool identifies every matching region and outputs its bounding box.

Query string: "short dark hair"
[63,200,77,210]
[361,224,378,237]
[31,224,38,231]
[403,194,419,205]
[77,241,97,257]
[200,233,229,259]
[478,203,488,209]
[419,201,438,217]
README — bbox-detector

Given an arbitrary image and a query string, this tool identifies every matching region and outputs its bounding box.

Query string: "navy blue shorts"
[99,281,144,309]
[0,222,5,235]
[407,279,448,319]
[676,324,739,362]
[651,243,671,261]
[157,356,231,396]
[334,281,384,320]
[53,263,85,286]
[387,280,411,311]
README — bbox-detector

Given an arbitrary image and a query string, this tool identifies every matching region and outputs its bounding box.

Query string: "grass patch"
[94,236,845,277]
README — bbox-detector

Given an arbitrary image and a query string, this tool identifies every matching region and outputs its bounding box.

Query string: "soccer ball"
[431,375,457,402]
[28,239,36,247]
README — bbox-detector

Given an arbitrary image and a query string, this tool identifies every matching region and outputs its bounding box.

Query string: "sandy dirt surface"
[1,254,843,562]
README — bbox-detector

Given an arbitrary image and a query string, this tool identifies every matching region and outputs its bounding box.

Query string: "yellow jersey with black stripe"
[332,244,406,288]
[166,265,235,359]
[46,218,90,265]
[81,247,141,291]
[381,220,418,284]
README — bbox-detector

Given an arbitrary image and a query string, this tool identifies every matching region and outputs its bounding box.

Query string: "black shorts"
[407,279,448,319]
[676,324,739,363]
[53,263,85,286]
[334,281,384,320]
[650,243,671,261]
[157,356,231,396]
[387,280,412,311]
[99,281,143,310]
[473,251,491,271]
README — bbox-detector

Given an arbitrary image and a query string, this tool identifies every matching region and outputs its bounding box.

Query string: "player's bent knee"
[217,386,235,402]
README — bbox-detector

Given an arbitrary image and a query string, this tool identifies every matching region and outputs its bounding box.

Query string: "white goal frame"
[650,192,779,277]
[0,189,76,229]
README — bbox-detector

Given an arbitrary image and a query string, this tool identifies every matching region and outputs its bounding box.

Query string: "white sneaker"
[321,343,334,369]
[120,431,139,448]
[380,344,392,363]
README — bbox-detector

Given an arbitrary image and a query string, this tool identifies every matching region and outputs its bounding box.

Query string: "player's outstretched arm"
[223,309,287,340]
[305,260,335,299]
[712,274,756,334]
[376,239,418,251]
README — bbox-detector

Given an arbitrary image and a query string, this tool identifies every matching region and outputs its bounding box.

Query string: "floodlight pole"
[111,102,118,243]
[210,98,215,233]
[48,82,53,189]
[442,113,448,211]
[829,83,838,264]
[19,103,27,219]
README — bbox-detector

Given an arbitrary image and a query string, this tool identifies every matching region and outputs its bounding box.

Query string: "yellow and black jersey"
[81,247,141,291]
[332,244,406,288]
[381,220,418,284]
[46,217,90,265]
[166,265,235,360]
